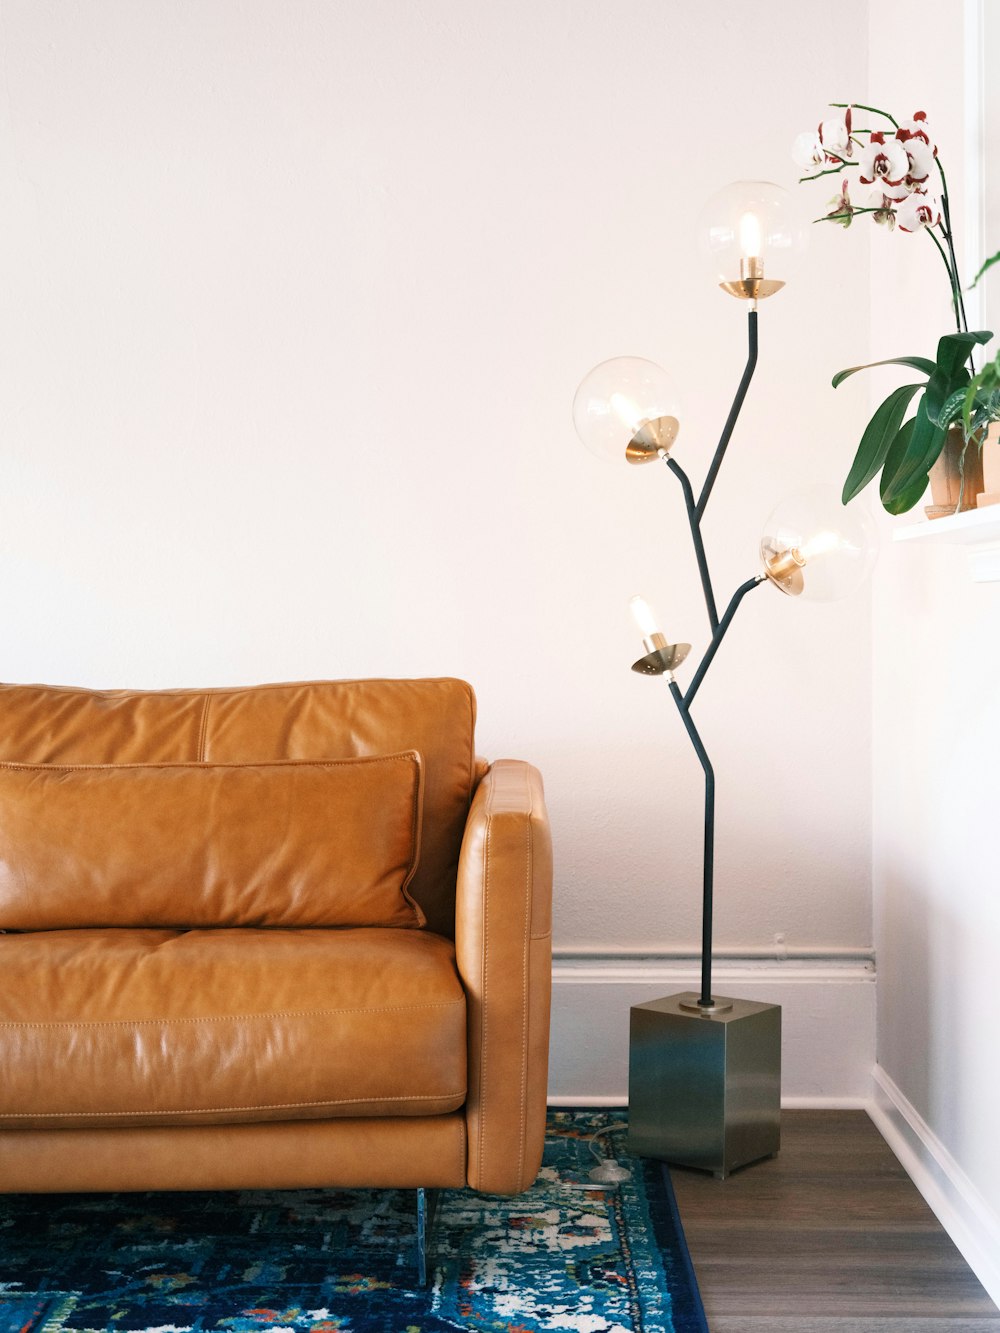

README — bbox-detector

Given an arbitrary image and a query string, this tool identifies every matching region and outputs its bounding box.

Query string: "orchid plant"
[794,103,999,514]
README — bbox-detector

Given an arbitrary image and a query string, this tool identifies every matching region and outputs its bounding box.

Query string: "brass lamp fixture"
[573,180,877,1178]
[699,179,799,302]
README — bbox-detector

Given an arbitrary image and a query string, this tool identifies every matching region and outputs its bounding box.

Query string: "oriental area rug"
[0,1111,708,1333]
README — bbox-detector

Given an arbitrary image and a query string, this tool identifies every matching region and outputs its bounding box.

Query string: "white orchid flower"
[858,132,909,189]
[883,179,913,203]
[856,183,897,226]
[895,189,942,233]
[899,135,935,185]
[897,111,935,150]
[818,109,853,161]
[792,130,826,172]
[858,181,893,207]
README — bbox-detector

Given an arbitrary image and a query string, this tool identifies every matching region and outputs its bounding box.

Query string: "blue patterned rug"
[0,1111,708,1333]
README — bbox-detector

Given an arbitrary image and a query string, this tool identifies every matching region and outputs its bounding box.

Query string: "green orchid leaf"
[878,417,935,512]
[934,386,969,429]
[832,356,936,389]
[922,370,954,425]
[969,250,1000,289]
[962,356,1000,434]
[842,384,924,503]
[883,470,930,514]
[882,401,947,503]
[935,329,993,382]
[879,418,916,504]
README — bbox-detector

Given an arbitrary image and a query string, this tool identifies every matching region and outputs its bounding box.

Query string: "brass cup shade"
[762,542,806,596]
[719,276,786,301]
[626,415,680,464]
[631,636,692,676]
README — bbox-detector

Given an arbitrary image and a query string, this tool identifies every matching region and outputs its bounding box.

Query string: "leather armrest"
[456,759,552,1195]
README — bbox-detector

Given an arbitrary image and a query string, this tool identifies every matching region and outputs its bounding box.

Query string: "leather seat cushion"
[0,927,466,1129]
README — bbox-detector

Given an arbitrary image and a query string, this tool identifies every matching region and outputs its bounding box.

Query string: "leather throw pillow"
[0,752,425,929]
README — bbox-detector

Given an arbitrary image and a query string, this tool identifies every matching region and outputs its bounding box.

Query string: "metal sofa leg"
[415,1187,439,1287]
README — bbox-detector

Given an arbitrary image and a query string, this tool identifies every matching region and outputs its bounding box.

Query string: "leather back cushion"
[0,753,425,930]
[0,679,476,936]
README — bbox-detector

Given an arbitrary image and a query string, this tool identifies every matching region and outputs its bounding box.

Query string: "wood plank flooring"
[669,1110,1000,1331]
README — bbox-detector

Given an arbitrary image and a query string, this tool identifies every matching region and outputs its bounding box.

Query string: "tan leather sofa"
[0,677,552,1200]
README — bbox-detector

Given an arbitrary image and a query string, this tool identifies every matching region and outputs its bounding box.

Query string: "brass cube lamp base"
[628,992,781,1180]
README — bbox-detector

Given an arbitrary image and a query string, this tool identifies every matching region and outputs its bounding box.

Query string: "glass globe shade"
[697,181,807,301]
[760,484,878,601]
[572,356,682,465]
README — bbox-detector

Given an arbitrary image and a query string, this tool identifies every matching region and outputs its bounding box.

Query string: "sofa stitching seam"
[197,694,212,762]
[0,1000,464,1029]
[516,762,531,1193]
[0,755,418,774]
[0,1091,468,1120]
[478,798,491,1192]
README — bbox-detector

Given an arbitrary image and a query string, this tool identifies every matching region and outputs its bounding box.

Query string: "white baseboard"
[548,953,875,1105]
[870,1064,1000,1309]
[546,1093,874,1109]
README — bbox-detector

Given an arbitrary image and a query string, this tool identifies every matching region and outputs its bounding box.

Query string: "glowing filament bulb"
[799,528,841,561]
[628,594,659,638]
[629,594,667,651]
[608,391,643,434]
[739,210,762,260]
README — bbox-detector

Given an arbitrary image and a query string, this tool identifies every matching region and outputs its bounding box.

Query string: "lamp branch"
[665,457,719,631]
[684,576,764,708]
[696,308,759,520]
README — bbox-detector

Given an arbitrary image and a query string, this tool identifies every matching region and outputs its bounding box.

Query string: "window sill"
[892,503,1000,581]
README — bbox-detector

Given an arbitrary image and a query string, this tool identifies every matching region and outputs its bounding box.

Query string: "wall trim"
[870,1064,1000,1309]
[547,1094,872,1110]
[554,944,875,965]
[548,953,876,1106]
[554,960,874,985]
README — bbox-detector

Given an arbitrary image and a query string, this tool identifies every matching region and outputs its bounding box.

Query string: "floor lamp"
[572,181,877,1178]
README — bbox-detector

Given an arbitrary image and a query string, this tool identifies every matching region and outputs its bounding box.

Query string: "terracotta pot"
[977,421,1000,508]
[924,423,985,519]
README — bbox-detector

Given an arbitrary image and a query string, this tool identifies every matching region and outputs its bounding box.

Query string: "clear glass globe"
[760,484,878,601]
[697,181,807,301]
[572,357,682,465]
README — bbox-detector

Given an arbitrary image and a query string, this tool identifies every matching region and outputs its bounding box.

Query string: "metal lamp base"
[628,991,781,1180]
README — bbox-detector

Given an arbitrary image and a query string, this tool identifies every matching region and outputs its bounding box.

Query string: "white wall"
[868,0,1000,1303]
[0,2,872,1094]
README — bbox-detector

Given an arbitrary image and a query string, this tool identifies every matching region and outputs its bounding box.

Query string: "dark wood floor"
[670,1110,1000,1332]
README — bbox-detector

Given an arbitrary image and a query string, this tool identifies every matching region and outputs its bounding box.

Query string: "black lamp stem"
[660,306,762,1008]
[668,679,715,1006]
[667,577,762,1007]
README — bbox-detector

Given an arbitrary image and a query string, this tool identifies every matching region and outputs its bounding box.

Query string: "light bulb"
[697,181,807,302]
[739,210,762,261]
[608,392,644,435]
[799,528,841,561]
[629,594,662,641]
[573,357,682,465]
[628,594,692,676]
[760,484,878,600]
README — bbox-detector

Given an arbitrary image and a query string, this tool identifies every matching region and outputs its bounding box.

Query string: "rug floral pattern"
[0,1111,706,1333]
